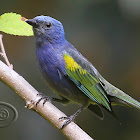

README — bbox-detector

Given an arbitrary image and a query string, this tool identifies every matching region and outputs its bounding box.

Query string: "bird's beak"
[26,19,38,27]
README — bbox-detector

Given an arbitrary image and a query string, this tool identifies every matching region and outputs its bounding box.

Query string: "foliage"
[0,13,33,36]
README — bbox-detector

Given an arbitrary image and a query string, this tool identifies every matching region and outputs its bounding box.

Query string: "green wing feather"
[64,54,112,111]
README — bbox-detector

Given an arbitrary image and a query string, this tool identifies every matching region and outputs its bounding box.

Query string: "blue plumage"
[26,16,140,128]
[36,33,90,105]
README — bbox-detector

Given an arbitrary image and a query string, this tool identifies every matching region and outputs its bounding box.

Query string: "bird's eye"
[46,22,52,28]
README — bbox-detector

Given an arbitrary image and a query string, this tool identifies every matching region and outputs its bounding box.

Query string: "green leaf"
[0,13,33,36]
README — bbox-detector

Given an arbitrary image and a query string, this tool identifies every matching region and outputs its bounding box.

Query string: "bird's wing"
[65,46,99,78]
[63,53,112,111]
[64,47,140,110]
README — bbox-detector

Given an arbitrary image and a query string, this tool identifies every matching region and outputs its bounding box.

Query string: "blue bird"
[26,16,140,128]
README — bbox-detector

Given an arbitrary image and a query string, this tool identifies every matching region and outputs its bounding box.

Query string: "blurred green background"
[0,0,140,140]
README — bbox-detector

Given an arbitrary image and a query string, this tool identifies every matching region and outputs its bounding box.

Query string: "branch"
[0,35,13,69]
[0,35,93,140]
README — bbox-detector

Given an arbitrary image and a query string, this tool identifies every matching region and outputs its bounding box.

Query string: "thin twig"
[0,34,13,69]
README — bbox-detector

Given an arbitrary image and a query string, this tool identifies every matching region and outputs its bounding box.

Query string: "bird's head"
[26,16,65,43]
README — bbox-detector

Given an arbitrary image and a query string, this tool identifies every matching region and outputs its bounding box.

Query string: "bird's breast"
[36,46,74,96]
[35,43,89,105]
[36,46,64,81]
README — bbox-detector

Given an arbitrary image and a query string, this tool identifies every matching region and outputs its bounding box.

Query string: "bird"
[26,16,140,128]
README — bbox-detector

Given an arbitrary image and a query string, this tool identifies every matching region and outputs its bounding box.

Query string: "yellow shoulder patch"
[64,54,86,74]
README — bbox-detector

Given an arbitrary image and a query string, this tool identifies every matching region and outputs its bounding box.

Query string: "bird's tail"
[101,78,140,109]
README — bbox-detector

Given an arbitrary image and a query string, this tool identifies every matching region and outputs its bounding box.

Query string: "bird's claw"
[36,92,52,107]
[59,116,68,120]
[59,115,75,129]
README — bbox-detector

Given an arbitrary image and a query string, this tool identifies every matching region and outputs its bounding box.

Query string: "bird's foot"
[59,115,76,129]
[36,92,52,107]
